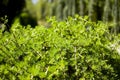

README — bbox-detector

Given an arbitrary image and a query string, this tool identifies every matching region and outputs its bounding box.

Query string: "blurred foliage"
[19,11,38,27]
[25,0,120,33]
[0,0,120,33]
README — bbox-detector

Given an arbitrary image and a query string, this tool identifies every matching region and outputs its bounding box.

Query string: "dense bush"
[0,15,120,80]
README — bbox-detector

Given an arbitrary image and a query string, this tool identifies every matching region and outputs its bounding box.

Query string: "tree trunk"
[79,0,84,16]
[88,0,96,21]
[103,0,111,22]
[112,0,119,34]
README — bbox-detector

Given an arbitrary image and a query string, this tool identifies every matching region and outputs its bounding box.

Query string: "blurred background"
[0,0,120,33]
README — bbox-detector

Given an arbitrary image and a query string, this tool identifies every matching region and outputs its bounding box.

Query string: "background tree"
[103,0,111,22]
[0,0,25,26]
[79,0,84,16]
[112,0,119,33]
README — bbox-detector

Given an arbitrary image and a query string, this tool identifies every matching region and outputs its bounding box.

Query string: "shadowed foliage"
[0,0,26,30]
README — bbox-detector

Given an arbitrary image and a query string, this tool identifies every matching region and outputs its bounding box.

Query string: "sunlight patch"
[32,0,38,4]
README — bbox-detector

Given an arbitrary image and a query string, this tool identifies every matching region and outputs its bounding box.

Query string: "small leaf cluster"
[0,15,120,80]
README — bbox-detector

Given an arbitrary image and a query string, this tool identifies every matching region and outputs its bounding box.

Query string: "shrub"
[0,15,120,80]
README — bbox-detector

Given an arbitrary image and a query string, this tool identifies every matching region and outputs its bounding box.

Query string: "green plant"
[0,15,120,80]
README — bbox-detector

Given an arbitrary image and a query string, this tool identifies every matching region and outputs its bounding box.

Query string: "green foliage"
[0,15,120,79]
